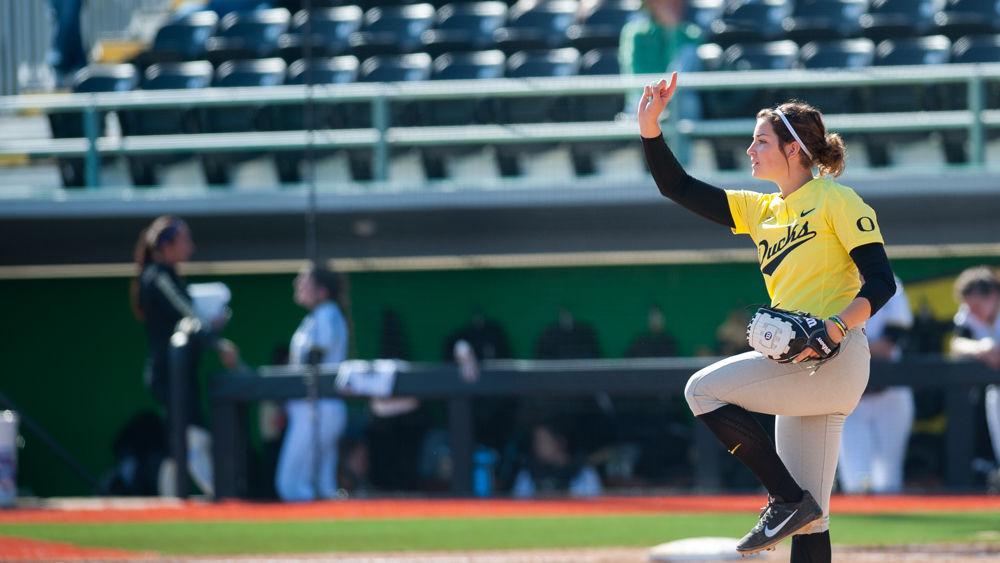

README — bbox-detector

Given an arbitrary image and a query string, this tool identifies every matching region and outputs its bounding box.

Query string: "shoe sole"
[739,544,776,558]
[735,514,823,556]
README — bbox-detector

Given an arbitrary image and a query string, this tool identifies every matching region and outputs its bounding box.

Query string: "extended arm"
[637,72,735,228]
[642,134,735,228]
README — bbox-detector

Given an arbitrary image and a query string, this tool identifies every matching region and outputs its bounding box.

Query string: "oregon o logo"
[856,217,875,232]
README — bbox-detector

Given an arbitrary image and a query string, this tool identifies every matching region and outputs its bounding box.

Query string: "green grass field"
[2,513,999,555]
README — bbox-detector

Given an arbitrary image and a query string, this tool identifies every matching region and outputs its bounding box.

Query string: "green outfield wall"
[4,256,999,496]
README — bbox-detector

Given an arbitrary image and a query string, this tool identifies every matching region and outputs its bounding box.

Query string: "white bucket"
[187,282,231,326]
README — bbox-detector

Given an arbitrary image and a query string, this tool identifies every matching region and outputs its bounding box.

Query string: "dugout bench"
[197,356,1000,500]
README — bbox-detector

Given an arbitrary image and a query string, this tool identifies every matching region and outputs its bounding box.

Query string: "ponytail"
[759,101,847,177]
[130,227,151,321]
[130,215,185,322]
[814,132,846,178]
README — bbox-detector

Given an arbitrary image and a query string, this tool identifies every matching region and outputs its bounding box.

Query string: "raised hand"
[637,71,678,138]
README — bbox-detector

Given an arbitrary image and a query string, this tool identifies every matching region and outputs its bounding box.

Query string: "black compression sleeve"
[642,134,735,228]
[850,243,896,315]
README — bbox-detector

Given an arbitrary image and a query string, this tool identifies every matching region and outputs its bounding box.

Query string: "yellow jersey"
[726,177,885,318]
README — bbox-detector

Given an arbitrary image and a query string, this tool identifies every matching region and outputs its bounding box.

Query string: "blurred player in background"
[838,276,913,494]
[511,422,603,498]
[949,266,1000,488]
[639,73,896,561]
[131,215,239,497]
[274,263,350,501]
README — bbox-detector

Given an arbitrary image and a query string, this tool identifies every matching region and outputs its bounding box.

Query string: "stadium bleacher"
[119,60,215,186]
[16,0,1000,187]
[47,64,139,187]
[277,6,364,61]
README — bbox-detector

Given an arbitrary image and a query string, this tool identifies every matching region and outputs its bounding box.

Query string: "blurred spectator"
[443,312,519,476]
[949,266,1000,483]
[274,263,350,501]
[442,309,512,362]
[48,0,87,85]
[131,215,239,497]
[366,309,429,491]
[622,305,689,486]
[534,307,600,359]
[512,422,603,498]
[531,308,609,455]
[713,307,753,356]
[619,0,702,121]
[337,437,372,497]
[625,305,678,357]
[251,345,291,499]
[907,297,953,355]
[101,411,166,496]
[379,308,410,360]
[839,276,913,494]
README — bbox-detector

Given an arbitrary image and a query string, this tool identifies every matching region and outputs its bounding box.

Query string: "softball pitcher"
[639,73,896,562]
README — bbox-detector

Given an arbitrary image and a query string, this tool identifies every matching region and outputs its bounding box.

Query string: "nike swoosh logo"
[764,509,798,538]
[728,443,741,455]
[800,208,815,217]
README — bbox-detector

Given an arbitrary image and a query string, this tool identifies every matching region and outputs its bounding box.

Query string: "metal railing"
[1,64,998,187]
[209,355,999,499]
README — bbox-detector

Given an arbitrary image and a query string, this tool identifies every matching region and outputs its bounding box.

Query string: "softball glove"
[746,306,840,364]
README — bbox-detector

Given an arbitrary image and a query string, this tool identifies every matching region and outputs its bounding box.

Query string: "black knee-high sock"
[791,531,831,563]
[696,404,803,503]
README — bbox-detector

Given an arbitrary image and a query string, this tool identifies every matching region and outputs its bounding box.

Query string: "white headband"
[775,108,813,161]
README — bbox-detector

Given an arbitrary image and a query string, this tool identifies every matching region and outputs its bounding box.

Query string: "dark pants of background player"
[49,0,86,78]
[147,338,205,432]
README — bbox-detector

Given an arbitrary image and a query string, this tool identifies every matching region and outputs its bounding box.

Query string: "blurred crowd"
[107,216,1000,502]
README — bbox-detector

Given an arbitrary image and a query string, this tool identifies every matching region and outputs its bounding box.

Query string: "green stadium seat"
[703,40,798,170]
[420,1,508,58]
[570,47,624,176]
[864,35,952,166]
[940,34,1000,162]
[933,0,999,40]
[48,64,138,187]
[345,53,433,181]
[565,0,642,52]
[708,0,793,48]
[348,4,437,60]
[797,38,873,114]
[859,0,938,42]
[782,0,866,43]
[119,61,214,186]
[688,0,725,32]
[420,49,507,179]
[199,58,288,185]
[497,47,580,176]
[493,0,578,55]
[269,56,361,183]
[277,6,364,62]
[204,8,291,66]
[135,11,219,69]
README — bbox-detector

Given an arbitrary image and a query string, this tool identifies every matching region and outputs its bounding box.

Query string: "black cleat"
[736,490,823,555]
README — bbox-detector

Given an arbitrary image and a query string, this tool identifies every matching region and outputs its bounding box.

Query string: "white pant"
[275,398,347,502]
[158,425,214,498]
[685,328,870,533]
[987,385,1000,466]
[838,386,914,493]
